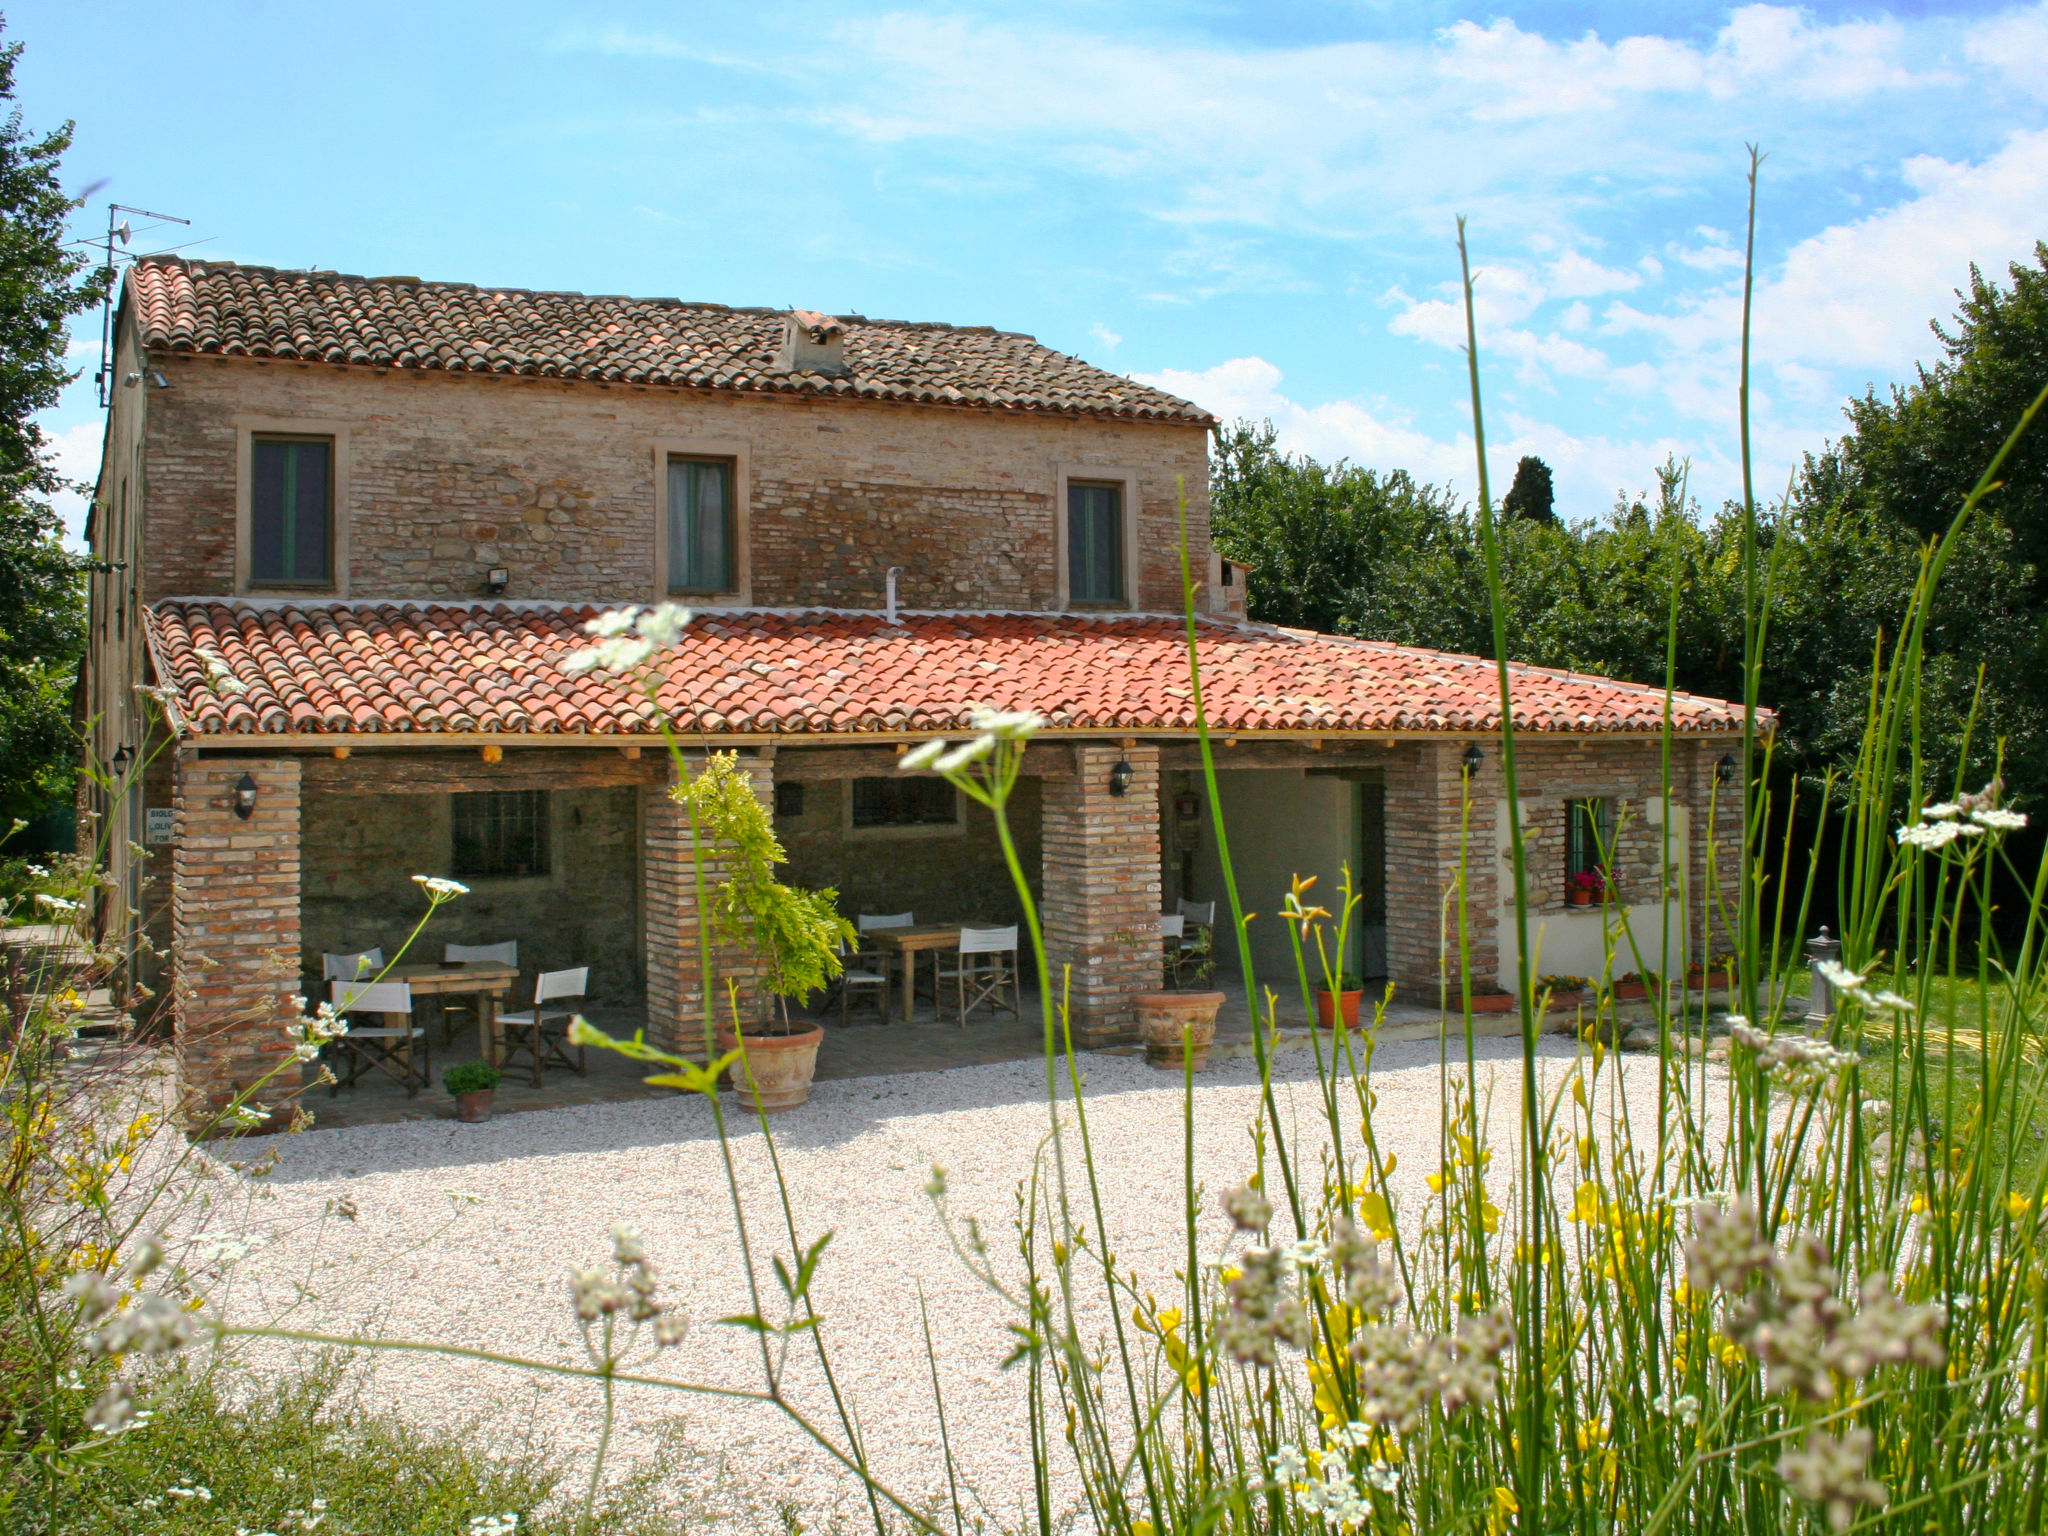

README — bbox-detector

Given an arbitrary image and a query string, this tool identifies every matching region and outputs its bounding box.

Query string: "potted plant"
[1467,984,1516,1014]
[1539,974,1592,1011]
[1565,870,1605,908]
[1315,972,1367,1030]
[1610,971,1652,1002]
[1688,952,1740,993]
[444,1060,502,1123]
[1132,990,1226,1071]
[680,753,856,1114]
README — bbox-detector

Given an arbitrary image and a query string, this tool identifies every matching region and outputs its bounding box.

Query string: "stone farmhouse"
[81,257,1746,1117]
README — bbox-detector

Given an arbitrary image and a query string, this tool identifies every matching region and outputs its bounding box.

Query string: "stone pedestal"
[1041,744,1162,1046]
[171,756,303,1127]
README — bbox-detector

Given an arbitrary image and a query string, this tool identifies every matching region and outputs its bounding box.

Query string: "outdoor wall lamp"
[109,744,133,776]
[1461,743,1483,775]
[233,773,258,821]
[484,567,510,596]
[1108,757,1134,798]
[1716,754,1737,787]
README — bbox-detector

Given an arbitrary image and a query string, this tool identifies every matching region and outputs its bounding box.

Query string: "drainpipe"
[885,566,904,625]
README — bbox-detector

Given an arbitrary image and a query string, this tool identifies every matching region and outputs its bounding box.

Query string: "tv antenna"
[95,202,192,407]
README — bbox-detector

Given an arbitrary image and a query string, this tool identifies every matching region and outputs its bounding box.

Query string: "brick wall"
[298,784,642,1005]
[1383,741,1500,1007]
[776,774,1043,935]
[642,755,773,1057]
[1041,745,1163,1046]
[138,356,1211,611]
[170,757,302,1125]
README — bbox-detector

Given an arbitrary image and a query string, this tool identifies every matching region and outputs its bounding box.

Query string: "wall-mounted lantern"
[1108,757,1134,798]
[1716,754,1738,787]
[233,772,258,820]
[1461,743,1483,776]
[110,744,134,776]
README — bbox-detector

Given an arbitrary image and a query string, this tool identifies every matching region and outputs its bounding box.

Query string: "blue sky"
[21,2,2048,543]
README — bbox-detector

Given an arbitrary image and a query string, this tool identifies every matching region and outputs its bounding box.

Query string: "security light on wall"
[484,567,510,596]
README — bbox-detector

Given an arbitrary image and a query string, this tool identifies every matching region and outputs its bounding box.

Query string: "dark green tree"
[1500,454,1556,524]
[0,23,95,840]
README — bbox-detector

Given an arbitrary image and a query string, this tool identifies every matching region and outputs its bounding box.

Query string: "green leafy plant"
[676,750,856,1033]
[442,1060,502,1095]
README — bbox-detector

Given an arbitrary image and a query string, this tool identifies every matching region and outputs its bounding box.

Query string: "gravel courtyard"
[213,1035,1699,1530]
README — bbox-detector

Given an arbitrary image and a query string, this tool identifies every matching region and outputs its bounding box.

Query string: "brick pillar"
[171,756,302,1127]
[642,753,773,1058]
[1383,741,1501,1008]
[1041,743,1162,1047]
[1688,741,1742,960]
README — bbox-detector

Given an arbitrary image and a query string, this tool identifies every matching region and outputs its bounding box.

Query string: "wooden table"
[867,925,963,1022]
[388,962,520,1065]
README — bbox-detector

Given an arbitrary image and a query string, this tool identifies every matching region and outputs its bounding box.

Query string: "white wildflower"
[165,1481,212,1502]
[1816,962,1865,992]
[1973,807,2028,831]
[585,607,640,638]
[1870,989,1917,1013]
[469,1515,521,1536]
[1897,821,1963,850]
[62,1271,121,1320]
[86,1381,137,1434]
[1329,1421,1377,1449]
[1921,801,1961,820]
[1286,1237,1328,1272]
[966,706,1046,739]
[412,874,470,898]
[610,1222,645,1265]
[934,735,997,773]
[898,738,949,771]
[1360,1461,1400,1493]
[1269,1444,1309,1483]
[563,603,691,675]
[34,893,81,912]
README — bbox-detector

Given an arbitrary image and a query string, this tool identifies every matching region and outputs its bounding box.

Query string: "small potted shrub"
[1565,870,1605,908]
[1610,971,1651,1002]
[444,1060,502,1123]
[1315,972,1367,1030]
[1539,974,1592,1012]
[1688,952,1740,993]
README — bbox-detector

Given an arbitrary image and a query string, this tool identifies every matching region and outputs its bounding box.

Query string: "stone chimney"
[1209,551,1248,618]
[776,309,849,375]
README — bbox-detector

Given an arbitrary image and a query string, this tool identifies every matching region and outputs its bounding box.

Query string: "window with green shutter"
[1067,481,1125,604]
[250,436,333,587]
[668,457,735,594]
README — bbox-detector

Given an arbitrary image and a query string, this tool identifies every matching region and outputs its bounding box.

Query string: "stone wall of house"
[297,784,643,1008]
[1383,741,1500,1007]
[138,355,1211,611]
[171,757,302,1126]
[775,774,1044,935]
[1041,744,1162,1045]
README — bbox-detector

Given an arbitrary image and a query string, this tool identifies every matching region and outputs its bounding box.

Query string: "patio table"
[867,924,964,1022]
[388,961,520,1065]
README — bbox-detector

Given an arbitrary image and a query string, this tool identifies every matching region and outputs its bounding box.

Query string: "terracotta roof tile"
[145,602,1755,741]
[127,259,1211,426]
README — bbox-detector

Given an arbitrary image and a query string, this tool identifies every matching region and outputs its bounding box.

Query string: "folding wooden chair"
[326,979,427,1097]
[496,967,588,1088]
[937,926,1020,1028]
[437,940,518,1046]
[836,936,891,1026]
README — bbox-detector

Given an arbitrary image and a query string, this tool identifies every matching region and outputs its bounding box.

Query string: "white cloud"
[1961,2,2048,96]
[1548,251,1642,298]
[46,419,105,549]
[1088,322,1122,351]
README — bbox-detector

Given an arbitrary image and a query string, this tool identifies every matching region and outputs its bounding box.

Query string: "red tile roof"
[145,601,1753,741]
[126,259,1211,426]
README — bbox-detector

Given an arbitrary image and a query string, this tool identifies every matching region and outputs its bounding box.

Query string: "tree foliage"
[1500,454,1556,524]
[0,25,95,835]
[1211,249,2048,793]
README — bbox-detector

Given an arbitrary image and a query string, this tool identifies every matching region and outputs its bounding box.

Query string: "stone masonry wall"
[1041,745,1162,1046]
[139,355,1212,612]
[171,757,302,1126]
[643,755,773,1057]
[298,785,642,1007]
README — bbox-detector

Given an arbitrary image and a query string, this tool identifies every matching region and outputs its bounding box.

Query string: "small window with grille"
[848,777,958,830]
[1565,798,1613,899]
[450,790,552,879]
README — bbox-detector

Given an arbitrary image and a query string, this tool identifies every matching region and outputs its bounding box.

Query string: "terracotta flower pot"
[716,1022,825,1113]
[1132,991,1224,1071]
[1544,989,1588,1013]
[454,1089,494,1123]
[1689,968,1737,994]
[1468,991,1516,1014]
[1611,980,1650,1001]
[1315,989,1365,1029]
[1567,889,1594,908]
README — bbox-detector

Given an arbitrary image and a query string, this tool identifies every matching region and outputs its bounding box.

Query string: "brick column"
[1383,741,1501,1008]
[171,756,302,1128]
[1041,744,1162,1047]
[642,754,773,1058]
[1688,741,1742,960]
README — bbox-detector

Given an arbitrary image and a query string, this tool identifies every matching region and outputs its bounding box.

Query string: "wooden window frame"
[234,416,350,596]
[1565,797,1614,885]
[1054,463,1141,611]
[842,776,964,841]
[449,789,555,881]
[653,438,750,605]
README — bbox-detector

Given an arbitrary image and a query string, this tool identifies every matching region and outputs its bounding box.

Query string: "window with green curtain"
[668,457,734,593]
[250,436,333,586]
[1566,798,1614,878]
[1067,481,1124,604]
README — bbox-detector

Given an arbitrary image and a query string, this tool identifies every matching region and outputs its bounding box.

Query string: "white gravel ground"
[210,1036,1710,1531]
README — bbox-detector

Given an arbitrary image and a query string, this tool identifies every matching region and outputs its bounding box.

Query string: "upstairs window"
[668,456,735,594]
[451,790,551,879]
[1068,481,1125,605]
[250,436,333,587]
[849,776,957,830]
